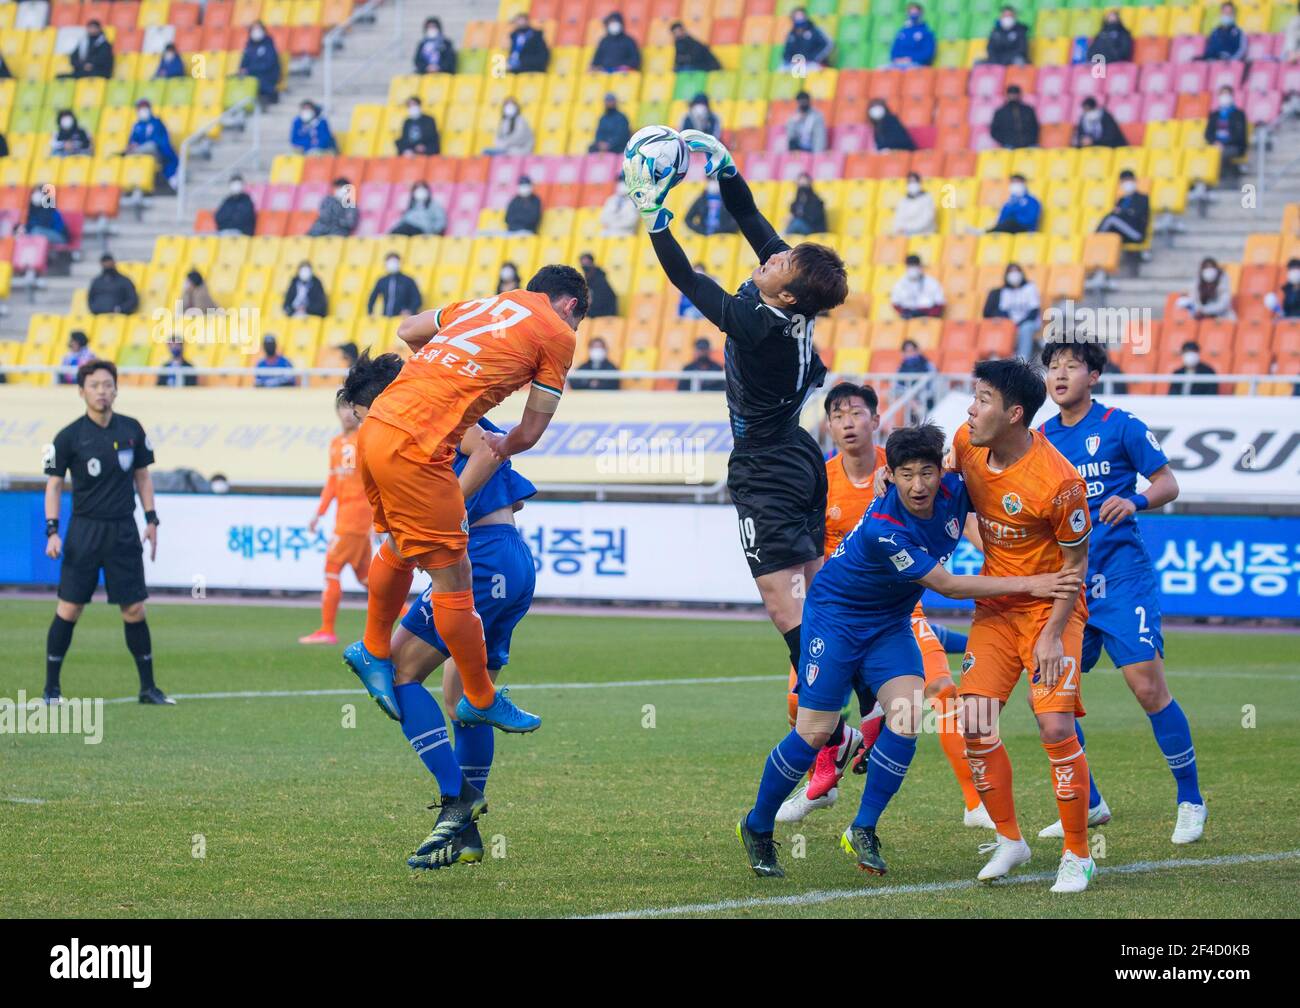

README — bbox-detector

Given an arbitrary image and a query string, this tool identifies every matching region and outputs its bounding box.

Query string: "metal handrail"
[176,99,262,224]
[322,0,403,118]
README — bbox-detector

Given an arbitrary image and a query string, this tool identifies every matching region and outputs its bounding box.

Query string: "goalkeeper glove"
[679,129,737,180]
[623,153,676,233]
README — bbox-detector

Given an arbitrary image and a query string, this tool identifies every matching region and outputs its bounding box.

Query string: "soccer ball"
[624,125,690,192]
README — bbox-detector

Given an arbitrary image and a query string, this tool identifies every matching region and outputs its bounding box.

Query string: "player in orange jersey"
[300,399,374,645]
[949,358,1095,893]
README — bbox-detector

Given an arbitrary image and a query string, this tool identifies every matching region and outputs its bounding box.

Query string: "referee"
[42,359,173,705]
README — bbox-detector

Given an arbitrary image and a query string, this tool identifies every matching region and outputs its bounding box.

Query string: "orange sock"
[786,665,798,728]
[361,541,413,658]
[320,567,342,635]
[1043,735,1091,858]
[931,685,981,811]
[432,588,494,708]
[965,739,1021,840]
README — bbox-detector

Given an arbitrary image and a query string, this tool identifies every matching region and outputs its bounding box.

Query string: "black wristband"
[46,518,59,538]
[145,510,160,526]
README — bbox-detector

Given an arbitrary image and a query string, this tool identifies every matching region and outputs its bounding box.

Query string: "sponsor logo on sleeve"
[1069,508,1087,534]
[1146,430,1162,452]
[890,549,914,571]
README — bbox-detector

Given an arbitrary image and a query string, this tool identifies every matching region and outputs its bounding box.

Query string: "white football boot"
[963,803,996,829]
[1038,797,1112,838]
[1171,801,1207,844]
[1050,851,1097,893]
[775,786,837,824]
[976,833,1032,881]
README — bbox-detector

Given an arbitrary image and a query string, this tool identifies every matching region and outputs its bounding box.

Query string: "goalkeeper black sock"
[124,619,155,691]
[45,615,75,695]
[782,624,802,671]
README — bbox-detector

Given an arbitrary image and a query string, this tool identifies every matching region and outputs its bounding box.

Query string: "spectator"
[678,265,714,319]
[787,173,827,235]
[590,93,632,154]
[182,269,217,312]
[504,176,542,234]
[157,335,197,387]
[255,335,296,388]
[484,98,533,156]
[892,172,937,235]
[413,17,457,74]
[1096,169,1150,244]
[290,101,337,155]
[1073,96,1125,148]
[678,337,726,391]
[685,178,739,235]
[155,43,185,78]
[680,93,722,139]
[215,174,256,236]
[51,109,93,157]
[600,178,638,236]
[0,130,6,158]
[87,255,139,314]
[579,252,618,318]
[783,8,834,70]
[990,174,1041,233]
[0,50,11,79]
[899,338,934,375]
[570,336,621,391]
[65,20,113,78]
[1203,2,1247,61]
[282,262,328,318]
[786,91,828,153]
[982,262,1041,357]
[126,100,178,191]
[496,262,521,294]
[389,182,446,236]
[59,331,94,384]
[1205,86,1248,165]
[869,98,915,151]
[672,21,721,72]
[895,338,936,417]
[507,13,550,74]
[307,178,357,237]
[1176,258,1235,320]
[1285,1,1300,62]
[367,252,422,317]
[239,21,281,107]
[1169,340,1220,395]
[890,254,946,319]
[23,186,68,244]
[396,97,440,156]
[990,84,1039,148]
[985,5,1030,65]
[1088,9,1134,64]
[1264,258,1300,317]
[889,4,936,68]
[591,12,640,72]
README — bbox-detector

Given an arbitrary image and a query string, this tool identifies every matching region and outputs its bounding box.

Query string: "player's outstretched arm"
[396,307,442,353]
[682,131,785,264]
[482,387,560,462]
[648,228,730,327]
[457,425,504,500]
[918,565,1082,602]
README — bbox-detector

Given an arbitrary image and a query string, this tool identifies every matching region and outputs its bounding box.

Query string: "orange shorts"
[910,604,951,688]
[958,603,1087,717]
[326,531,372,580]
[356,418,467,570]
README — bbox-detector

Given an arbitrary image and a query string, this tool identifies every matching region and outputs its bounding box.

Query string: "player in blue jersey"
[737,424,1082,878]
[1039,341,1205,844]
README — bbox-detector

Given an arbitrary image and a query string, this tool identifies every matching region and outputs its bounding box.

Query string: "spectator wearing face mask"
[685,178,739,235]
[889,4,936,68]
[1264,258,1300,318]
[389,182,446,236]
[600,178,638,236]
[579,253,618,318]
[0,50,13,80]
[155,44,185,78]
[506,13,550,73]
[892,172,937,235]
[890,255,946,319]
[1176,258,1235,320]
[1096,170,1149,244]
[396,97,440,156]
[239,21,281,106]
[125,100,178,191]
[990,85,1039,149]
[1088,9,1134,63]
[413,17,457,74]
[982,262,1041,358]
[50,109,93,157]
[1073,97,1125,148]
[985,5,1030,65]
[680,93,722,139]
[678,337,726,392]
[367,253,422,317]
[23,185,68,244]
[787,173,827,235]
[216,174,256,236]
[671,21,720,72]
[570,337,621,391]
[504,178,542,234]
[1205,87,1248,164]
[592,12,641,72]
[87,255,139,314]
[895,338,936,415]
[1203,2,1248,61]
[485,98,534,156]
[256,335,297,387]
[308,178,358,237]
[496,262,521,294]
[590,93,632,153]
[283,263,328,318]
[64,20,114,78]
[783,8,834,71]
[1169,341,1220,395]
[291,101,337,155]
[59,331,94,383]
[868,99,915,151]
[786,91,828,153]
[989,174,1041,233]
[157,335,197,387]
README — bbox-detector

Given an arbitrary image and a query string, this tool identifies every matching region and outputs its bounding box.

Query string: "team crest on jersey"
[945,518,959,539]
[805,662,819,685]
[1085,435,1101,456]
[809,637,825,658]
[117,447,133,471]
[1002,493,1022,516]
[961,653,975,674]
[828,504,841,521]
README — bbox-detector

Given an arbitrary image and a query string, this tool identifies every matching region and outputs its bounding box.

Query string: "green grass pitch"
[1,598,1296,918]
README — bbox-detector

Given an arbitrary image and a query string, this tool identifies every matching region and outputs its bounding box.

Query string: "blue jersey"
[1040,400,1168,583]
[455,417,536,525]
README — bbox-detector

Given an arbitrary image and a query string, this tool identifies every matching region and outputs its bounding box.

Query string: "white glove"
[623,153,676,233]
[679,129,737,179]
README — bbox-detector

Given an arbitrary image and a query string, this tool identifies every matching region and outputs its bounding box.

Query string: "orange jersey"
[951,422,1091,612]
[317,431,372,535]
[823,445,888,556]
[366,291,575,458]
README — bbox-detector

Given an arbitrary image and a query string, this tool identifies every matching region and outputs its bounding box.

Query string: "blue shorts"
[1082,569,1164,673]
[795,606,924,713]
[400,523,536,670]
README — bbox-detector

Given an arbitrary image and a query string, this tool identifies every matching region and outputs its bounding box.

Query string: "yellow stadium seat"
[1182,147,1220,187]
[834,347,872,375]
[1010,233,1046,265]
[55,156,93,187]
[1078,148,1114,182]
[269,154,303,185]
[977,233,1013,266]
[977,149,1013,181]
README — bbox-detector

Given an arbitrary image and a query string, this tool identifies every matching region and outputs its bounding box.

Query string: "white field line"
[579,848,1300,919]
[2,797,46,805]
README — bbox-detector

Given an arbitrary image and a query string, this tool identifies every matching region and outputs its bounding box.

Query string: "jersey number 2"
[420,296,533,358]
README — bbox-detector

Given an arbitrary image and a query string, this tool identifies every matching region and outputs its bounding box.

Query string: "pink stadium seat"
[263,184,297,213]
[552,158,582,185]
[1246,32,1279,60]
[684,156,709,182]
[1107,93,1143,124]
[968,64,1005,100]
[1069,65,1103,101]
[485,180,516,210]
[450,185,484,216]
[1103,62,1139,98]
[581,153,621,183]
[808,151,845,181]
[1139,62,1174,95]
[969,124,995,151]
[293,182,329,213]
[356,209,388,237]
[244,182,268,208]
[1246,61,1280,96]
[521,156,555,184]
[444,207,479,237]
[764,124,787,152]
[1169,35,1204,63]
[831,124,872,154]
[1245,92,1281,124]
[58,212,84,254]
[742,151,778,181]
[13,235,50,275]
[1206,61,1245,92]
[967,95,1002,127]
[778,152,812,180]
[909,125,937,150]
[1173,61,1208,95]
[488,156,525,187]
[1282,62,1300,96]
[1036,93,1073,125]
[428,183,456,212]
[357,183,393,215]
[1141,92,1178,121]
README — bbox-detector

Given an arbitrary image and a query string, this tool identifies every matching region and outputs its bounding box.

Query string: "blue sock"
[1075,720,1103,809]
[932,623,968,655]
[1148,698,1202,805]
[395,683,462,798]
[853,726,917,829]
[454,720,494,794]
[746,731,818,835]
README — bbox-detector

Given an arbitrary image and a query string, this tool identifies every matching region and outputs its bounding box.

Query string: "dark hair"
[339,351,404,409]
[905,253,921,267]
[1287,257,1300,270]
[1180,340,1200,353]
[76,359,116,386]
[1119,169,1135,181]
[527,264,590,321]
[1081,96,1098,110]
[424,17,441,29]
[796,90,810,101]
[886,423,945,470]
[1041,340,1108,374]
[824,380,879,416]
[787,242,848,316]
[972,357,1046,427]
[332,176,350,188]
[186,269,204,286]
[337,340,359,365]
[69,330,88,348]
[670,20,684,30]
